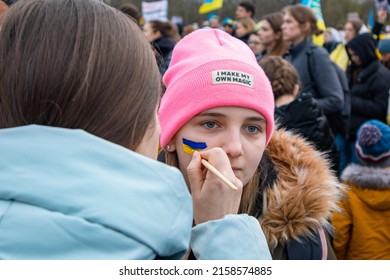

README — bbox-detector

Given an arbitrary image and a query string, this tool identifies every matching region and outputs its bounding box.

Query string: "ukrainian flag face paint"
[170,107,266,187]
[182,138,207,155]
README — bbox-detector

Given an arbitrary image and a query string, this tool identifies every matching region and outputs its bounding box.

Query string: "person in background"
[344,18,364,43]
[182,23,197,37]
[247,31,264,62]
[282,4,343,117]
[332,120,390,260]
[345,33,390,164]
[0,0,192,260]
[378,37,390,70]
[143,20,177,75]
[323,27,343,54]
[282,4,344,174]
[232,1,256,37]
[235,1,255,20]
[222,17,234,35]
[234,16,256,44]
[159,28,341,260]
[209,15,221,29]
[258,12,288,58]
[259,56,337,169]
[118,2,143,27]
[371,6,388,41]
[323,27,349,71]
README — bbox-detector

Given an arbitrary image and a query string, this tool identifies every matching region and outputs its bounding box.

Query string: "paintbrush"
[182,138,238,191]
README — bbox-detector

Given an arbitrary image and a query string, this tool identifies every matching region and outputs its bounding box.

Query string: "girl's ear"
[302,22,310,34]
[166,140,177,152]
[292,84,300,98]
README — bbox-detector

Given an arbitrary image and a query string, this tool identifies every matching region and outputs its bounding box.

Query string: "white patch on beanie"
[212,70,254,88]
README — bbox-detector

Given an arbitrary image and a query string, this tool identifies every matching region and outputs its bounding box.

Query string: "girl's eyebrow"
[247,117,266,123]
[196,112,266,123]
[196,112,226,117]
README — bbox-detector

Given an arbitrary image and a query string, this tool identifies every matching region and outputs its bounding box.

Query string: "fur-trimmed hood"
[341,164,390,211]
[260,129,343,249]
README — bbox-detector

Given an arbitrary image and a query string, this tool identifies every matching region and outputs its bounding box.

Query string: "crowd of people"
[0,0,388,260]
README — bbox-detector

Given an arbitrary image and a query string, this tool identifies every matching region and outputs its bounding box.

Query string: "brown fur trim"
[260,129,343,249]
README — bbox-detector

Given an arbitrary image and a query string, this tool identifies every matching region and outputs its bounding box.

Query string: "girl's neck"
[275,94,295,107]
[265,42,276,54]
[292,35,307,46]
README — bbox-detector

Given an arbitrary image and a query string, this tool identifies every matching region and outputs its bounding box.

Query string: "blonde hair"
[238,17,256,34]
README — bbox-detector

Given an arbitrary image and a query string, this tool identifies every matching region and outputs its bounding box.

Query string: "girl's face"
[344,22,356,43]
[235,22,248,38]
[248,34,263,54]
[324,31,332,43]
[258,20,278,47]
[170,107,267,186]
[135,110,160,159]
[143,22,160,42]
[282,12,305,44]
[347,48,361,66]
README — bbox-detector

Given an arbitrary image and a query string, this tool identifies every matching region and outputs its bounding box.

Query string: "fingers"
[186,151,204,196]
[186,147,244,225]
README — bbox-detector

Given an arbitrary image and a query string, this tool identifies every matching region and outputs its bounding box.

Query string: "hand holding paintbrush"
[185,143,244,225]
[182,138,239,191]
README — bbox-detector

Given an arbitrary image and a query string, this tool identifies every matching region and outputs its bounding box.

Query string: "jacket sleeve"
[331,190,352,260]
[190,214,272,260]
[312,48,344,114]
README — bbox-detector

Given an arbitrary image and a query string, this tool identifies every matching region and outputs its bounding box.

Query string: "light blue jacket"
[0,125,271,260]
[0,125,192,259]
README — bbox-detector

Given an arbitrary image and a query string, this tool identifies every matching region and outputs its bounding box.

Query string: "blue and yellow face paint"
[182,138,207,155]
[181,138,238,190]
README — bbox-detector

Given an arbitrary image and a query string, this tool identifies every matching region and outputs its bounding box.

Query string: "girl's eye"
[245,125,262,134]
[201,121,219,129]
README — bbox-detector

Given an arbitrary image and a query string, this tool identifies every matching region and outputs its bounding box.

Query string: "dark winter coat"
[346,33,390,140]
[152,36,176,75]
[285,38,344,115]
[274,92,336,155]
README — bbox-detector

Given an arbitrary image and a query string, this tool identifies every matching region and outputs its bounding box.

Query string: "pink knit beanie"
[158,28,274,148]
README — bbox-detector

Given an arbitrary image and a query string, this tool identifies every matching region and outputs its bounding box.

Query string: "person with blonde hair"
[234,16,256,44]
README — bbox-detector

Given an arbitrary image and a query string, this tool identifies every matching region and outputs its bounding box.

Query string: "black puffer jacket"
[275,92,338,172]
[346,33,390,140]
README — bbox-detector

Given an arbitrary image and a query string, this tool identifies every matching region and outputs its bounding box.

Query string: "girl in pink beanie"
[159,28,273,260]
[159,28,342,260]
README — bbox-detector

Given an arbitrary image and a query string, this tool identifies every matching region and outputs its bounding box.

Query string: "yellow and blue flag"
[301,0,326,46]
[199,0,223,15]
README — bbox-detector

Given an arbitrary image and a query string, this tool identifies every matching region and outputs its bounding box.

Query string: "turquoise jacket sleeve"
[190,214,272,260]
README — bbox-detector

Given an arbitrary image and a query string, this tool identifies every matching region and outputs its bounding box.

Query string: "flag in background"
[301,0,326,46]
[199,0,223,15]
[367,8,374,29]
